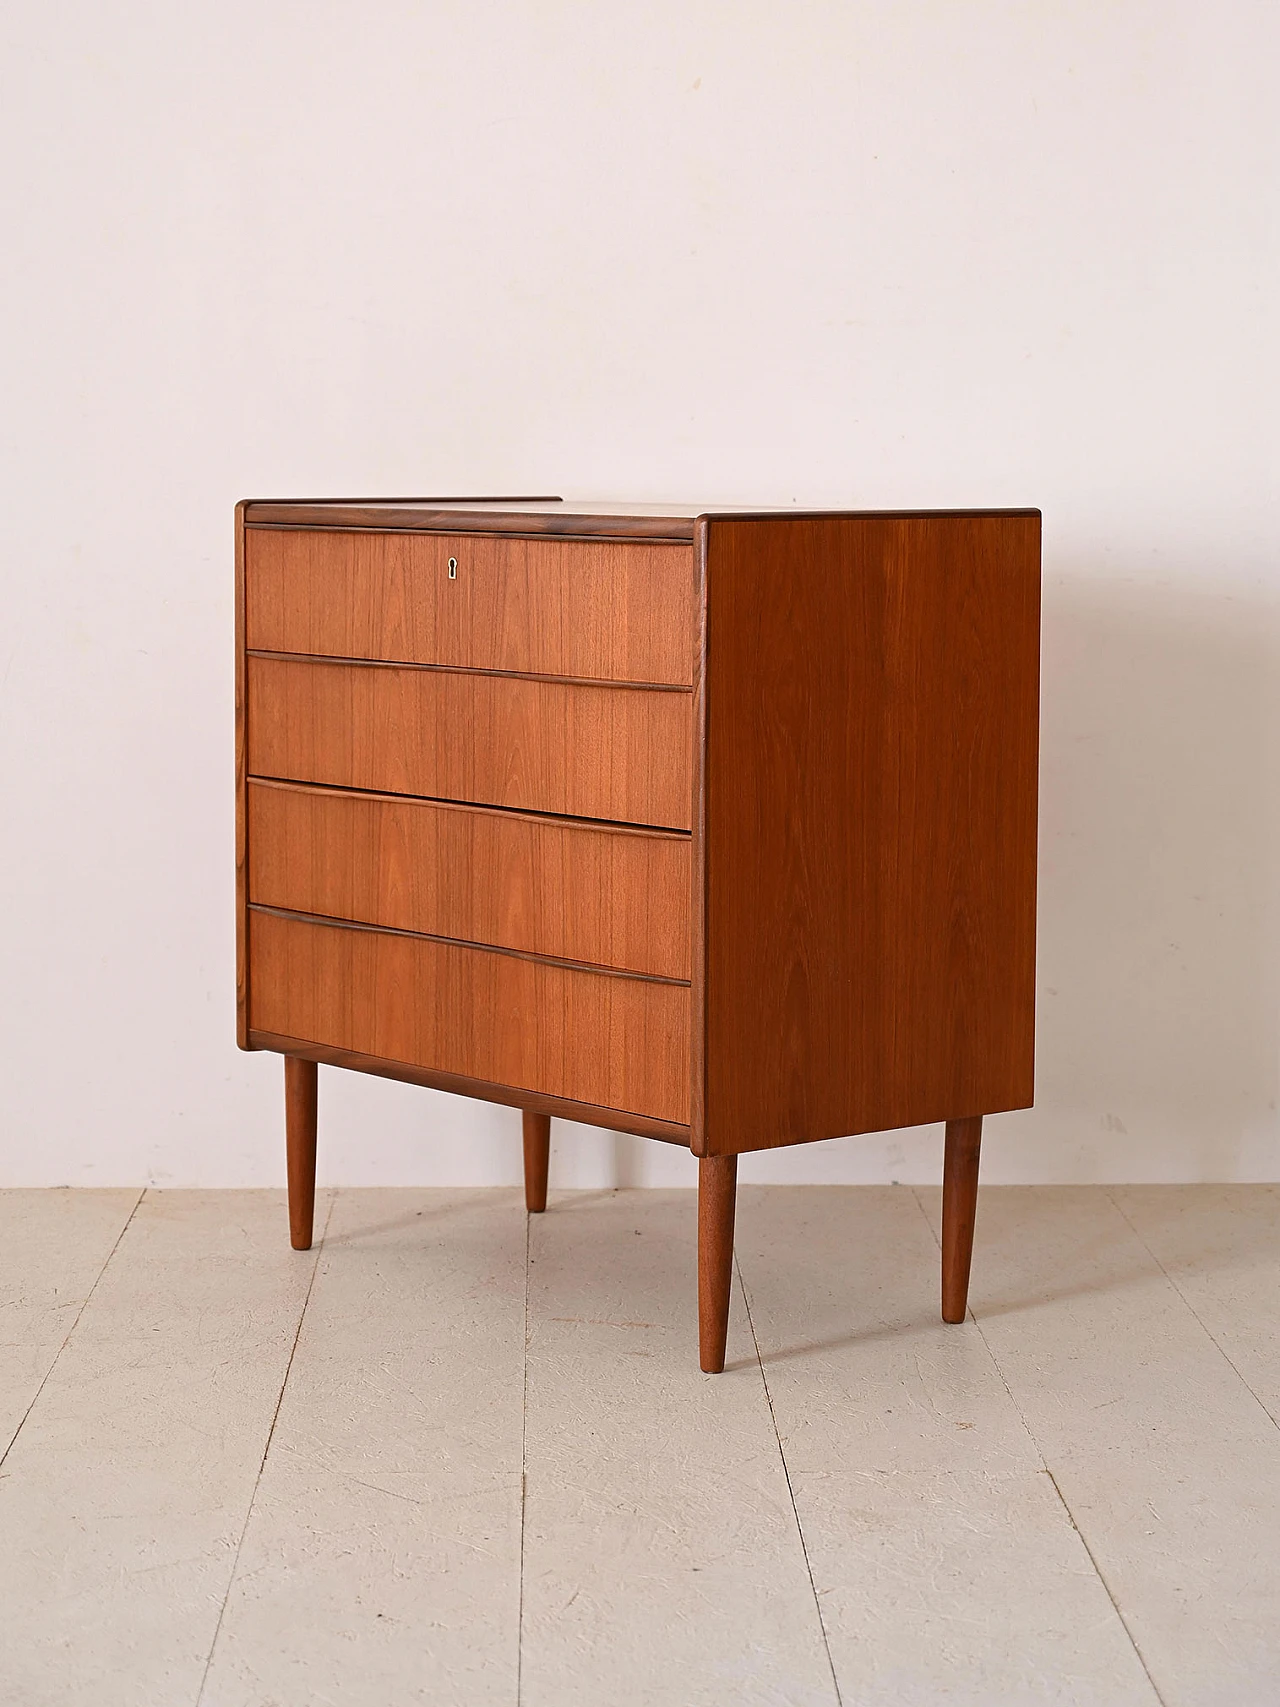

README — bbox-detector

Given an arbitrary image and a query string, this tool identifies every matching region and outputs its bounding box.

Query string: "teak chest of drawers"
[235,498,1040,1370]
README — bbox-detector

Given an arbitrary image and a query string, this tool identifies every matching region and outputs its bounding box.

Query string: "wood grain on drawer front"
[246,656,693,830]
[249,909,690,1125]
[247,780,692,981]
[245,528,694,687]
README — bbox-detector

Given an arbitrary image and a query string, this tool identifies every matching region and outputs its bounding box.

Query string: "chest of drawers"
[235,499,1040,1370]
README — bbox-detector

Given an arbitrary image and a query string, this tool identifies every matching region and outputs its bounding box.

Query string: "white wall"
[1,2,1276,1188]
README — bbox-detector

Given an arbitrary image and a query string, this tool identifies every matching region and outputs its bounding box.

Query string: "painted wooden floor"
[1,1185,1277,1705]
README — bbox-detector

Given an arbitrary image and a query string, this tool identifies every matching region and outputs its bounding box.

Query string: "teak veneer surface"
[247,655,693,831]
[246,528,695,688]
[249,909,690,1125]
[247,779,691,981]
[697,512,1040,1154]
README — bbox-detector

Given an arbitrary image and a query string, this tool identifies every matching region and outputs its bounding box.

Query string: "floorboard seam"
[1042,1465,1170,1707]
[516,1208,531,1707]
[908,1188,1169,1707]
[1105,1188,1280,1434]
[195,1189,336,1706]
[736,1254,844,1707]
[0,1186,145,1473]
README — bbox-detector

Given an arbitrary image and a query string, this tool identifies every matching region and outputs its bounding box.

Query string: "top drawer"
[245,528,695,688]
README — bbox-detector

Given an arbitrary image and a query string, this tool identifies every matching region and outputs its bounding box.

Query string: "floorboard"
[918,1185,1280,1707]
[2,1184,1278,1706]
[199,1189,526,1707]
[0,1190,323,1707]
[519,1189,836,1706]
[736,1185,1159,1706]
[0,1188,140,1457]
[1111,1185,1280,1427]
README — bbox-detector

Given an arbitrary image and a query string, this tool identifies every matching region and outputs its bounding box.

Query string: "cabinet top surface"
[240,498,1040,542]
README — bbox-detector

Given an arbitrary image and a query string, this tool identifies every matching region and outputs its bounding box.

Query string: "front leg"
[698,1154,738,1373]
[285,1056,318,1251]
[522,1111,550,1213]
[941,1115,983,1322]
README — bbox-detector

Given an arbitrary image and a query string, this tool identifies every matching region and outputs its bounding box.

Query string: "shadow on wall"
[1008,561,1280,1182]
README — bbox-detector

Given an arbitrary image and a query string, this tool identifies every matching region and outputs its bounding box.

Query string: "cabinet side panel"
[703,515,1040,1153]
[235,501,250,1048]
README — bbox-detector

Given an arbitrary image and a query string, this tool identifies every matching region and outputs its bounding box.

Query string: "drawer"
[249,909,690,1125]
[245,527,694,687]
[247,656,693,830]
[248,781,691,981]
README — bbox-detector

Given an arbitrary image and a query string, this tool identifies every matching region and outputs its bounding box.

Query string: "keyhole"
[447,557,458,580]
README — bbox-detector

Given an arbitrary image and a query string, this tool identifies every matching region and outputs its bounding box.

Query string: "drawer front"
[246,527,694,687]
[247,656,692,830]
[249,909,690,1125]
[248,781,691,981]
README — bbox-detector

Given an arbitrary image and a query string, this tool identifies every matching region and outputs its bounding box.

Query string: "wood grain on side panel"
[249,910,690,1125]
[247,780,692,981]
[245,529,695,687]
[246,656,693,830]
[699,514,1040,1155]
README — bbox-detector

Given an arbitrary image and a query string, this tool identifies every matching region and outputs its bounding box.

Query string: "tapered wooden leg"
[523,1111,550,1213]
[941,1115,983,1323]
[698,1154,738,1373]
[285,1056,318,1251]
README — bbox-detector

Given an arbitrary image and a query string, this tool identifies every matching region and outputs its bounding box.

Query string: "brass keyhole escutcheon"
[448,557,458,580]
